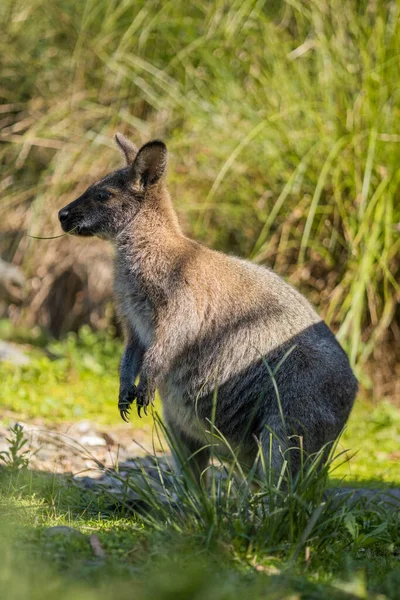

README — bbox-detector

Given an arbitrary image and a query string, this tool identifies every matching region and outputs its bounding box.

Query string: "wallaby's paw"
[118,385,137,422]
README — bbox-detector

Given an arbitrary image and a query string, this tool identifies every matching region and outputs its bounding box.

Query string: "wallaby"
[58,134,358,483]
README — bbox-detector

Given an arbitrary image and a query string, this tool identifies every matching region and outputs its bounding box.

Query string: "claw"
[137,404,142,418]
[120,408,130,423]
[119,401,131,423]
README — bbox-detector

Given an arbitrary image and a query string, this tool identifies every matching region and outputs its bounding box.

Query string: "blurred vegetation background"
[0,0,399,400]
[1,4,400,597]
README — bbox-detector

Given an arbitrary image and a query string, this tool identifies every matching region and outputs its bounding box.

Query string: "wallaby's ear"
[131,140,167,186]
[115,133,138,165]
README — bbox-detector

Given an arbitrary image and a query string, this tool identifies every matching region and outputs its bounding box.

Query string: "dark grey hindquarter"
[161,312,357,466]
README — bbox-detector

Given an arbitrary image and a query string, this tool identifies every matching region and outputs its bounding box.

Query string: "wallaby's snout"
[58,198,77,233]
[58,193,96,236]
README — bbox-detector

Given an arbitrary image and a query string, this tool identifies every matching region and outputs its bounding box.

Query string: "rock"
[72,421,92,434]
[44,526,86,539]
[71,454,181,512]
[80,434,107,447]
[0,258,25,304]
[0,341,30,365]
[325,486,400,509]
[73,475,101,490]
[71,453,400,516]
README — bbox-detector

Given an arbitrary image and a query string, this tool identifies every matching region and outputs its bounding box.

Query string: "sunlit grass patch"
[335,401,400,485]
[0,415,399,600]
[0,325,152,425]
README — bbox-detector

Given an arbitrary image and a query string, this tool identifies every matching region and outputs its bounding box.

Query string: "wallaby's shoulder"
[181,242,319,319]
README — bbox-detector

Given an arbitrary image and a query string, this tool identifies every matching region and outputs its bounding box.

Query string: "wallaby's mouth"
[60,222,93,236]
[68,225,93,236]
[58,206,93,236]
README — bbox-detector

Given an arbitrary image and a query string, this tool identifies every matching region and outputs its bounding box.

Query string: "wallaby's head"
[58,134,168,239]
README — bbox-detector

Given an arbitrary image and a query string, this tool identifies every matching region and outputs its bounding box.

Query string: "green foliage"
[0,325,127,423]
[0,423,30,471]
[0,410,399,600]
[0,0,399,374]
[337,401,400,484]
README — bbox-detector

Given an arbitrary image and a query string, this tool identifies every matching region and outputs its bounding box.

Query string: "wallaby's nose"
[58,207,69,224]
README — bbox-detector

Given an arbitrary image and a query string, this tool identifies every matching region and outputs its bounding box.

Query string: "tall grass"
[98,412,347,555]
[0,0,399,384]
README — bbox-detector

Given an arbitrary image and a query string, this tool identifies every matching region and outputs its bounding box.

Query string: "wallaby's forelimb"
[118,331,144,421]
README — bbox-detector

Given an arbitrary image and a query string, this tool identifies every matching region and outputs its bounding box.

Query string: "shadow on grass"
[2,459,400,524]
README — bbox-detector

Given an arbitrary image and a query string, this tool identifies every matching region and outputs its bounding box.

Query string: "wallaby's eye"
[96,190,111,202]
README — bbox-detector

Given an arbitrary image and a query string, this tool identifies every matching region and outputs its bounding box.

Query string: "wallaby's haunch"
[59,134,358,481]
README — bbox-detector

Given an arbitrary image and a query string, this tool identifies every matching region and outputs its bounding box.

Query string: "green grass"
[0,322,126,423]
[0,0,399,383]
[1,500,398,600]
[337,401,400,485]
[1,329,400,598]
[0,412,399,600]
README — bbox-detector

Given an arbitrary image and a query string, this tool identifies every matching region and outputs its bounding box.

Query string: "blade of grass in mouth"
[28,227,78,240]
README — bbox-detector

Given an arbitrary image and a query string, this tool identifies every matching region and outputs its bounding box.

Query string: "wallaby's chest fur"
[114,260,155,350]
